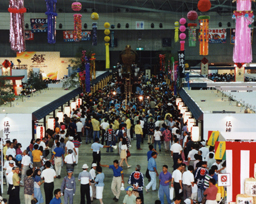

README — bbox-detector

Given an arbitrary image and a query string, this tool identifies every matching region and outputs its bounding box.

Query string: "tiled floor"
[2,137,174,204]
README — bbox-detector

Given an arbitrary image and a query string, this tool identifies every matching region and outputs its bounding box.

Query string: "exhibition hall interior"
[0,0,256,204]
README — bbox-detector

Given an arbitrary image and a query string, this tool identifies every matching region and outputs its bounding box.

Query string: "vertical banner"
[189,26,197,47]
[92,22,97,46]
[178,51,185,78]
[110,30,115,48]
[201,57,209,76]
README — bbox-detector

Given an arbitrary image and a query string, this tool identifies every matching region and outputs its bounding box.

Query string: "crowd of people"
[0,71,225,204]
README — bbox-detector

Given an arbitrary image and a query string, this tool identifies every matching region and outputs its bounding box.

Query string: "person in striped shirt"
[204,169,215,189]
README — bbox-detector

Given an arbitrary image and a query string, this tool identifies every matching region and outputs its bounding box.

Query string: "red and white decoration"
[36,126,45,140]
[76,98,82,108]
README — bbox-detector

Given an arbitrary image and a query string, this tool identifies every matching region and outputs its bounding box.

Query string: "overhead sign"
[208,28,226,44]
[218,173,230,186]
[136,21,144,29]
[30,18,48,33]
[63,31,91,42]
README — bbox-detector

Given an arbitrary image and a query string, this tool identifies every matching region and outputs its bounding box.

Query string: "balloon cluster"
[104,22,110,69]
[73,14,82,41]
[179,18,186,51]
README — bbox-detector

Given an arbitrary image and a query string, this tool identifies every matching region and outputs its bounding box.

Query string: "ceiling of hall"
[0,0,253,14]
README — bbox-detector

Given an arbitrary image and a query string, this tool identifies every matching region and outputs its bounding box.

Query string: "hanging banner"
[178,51,185,78]
[63,31,91,42]
[30,18,48,33]
[189,27,197,47]
[25,31,34,41]
[230,28,254,44]
[208,28,226,44]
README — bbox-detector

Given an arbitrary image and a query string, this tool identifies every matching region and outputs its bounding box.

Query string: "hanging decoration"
[232,0,254,64]
[174,21,179,43]
[104,22,111,69]
[73,14,82,41]
[85,56,91,93]
[91,12,99,20]
[188,23,197,47]
[159,54,165,72]
[90,53,96,79]
[187,10,198,21]
[198,0,211,56]
[71,2,82,11]
[8,0,27,52]
[198,16,210,55]
[179,18,186,51]
[110,25,115,48]
[45,0,57,44]
[92,23,97,46]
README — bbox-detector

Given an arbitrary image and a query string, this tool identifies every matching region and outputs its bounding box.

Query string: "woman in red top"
[204,178,218,204]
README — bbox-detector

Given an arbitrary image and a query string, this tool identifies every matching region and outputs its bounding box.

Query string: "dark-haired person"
[78,164,92,204]
[49,189,62,204]
[136,197,142,204]
[128,165,144,204]
[41,161,57,204]
[203,179,218,204]
[91,138,110,166]
[172,197,182,204]
[170,138,183,170]
[135,120,143,150]
[32,144,42,171]
[61,170,76,204]
[159,165,172,204]
[95,166,105,204]
[24,169,34,204]
[145,152,158,192]
[182,165,194,199]
[10,167,20,204]
[195,161,209,203]
[171,163,183,198]
[101,160,124,202]
[51,142,65,178]
[207,153,216,169]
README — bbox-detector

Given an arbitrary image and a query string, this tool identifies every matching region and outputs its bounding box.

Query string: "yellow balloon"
[104,29,110,35]
[174,21,179,27]
[91,12,99,20]
[104,22,110,28]
[104,36,110,42]
[185,63,189,69]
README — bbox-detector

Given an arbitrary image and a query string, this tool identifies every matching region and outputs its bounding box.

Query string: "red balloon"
[61,125,66,130]
[197,0,211,12]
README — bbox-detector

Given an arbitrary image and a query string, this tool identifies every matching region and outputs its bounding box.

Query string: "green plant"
[27,70,47,90]
[0,77,15,105]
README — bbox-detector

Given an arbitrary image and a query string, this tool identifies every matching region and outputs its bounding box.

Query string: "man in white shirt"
[172,124,178,136]
[183,165,195,199]
[188,144,198,166]
[64,149,76,172]
[100,119,109,144]
[171,164,183,198]
[89,163,97,202]
[7,166,15,194]
[41,161,57,204]
[76,119,83,142]
[20,150,32,185]
[170,138,183,169]
[6,143,16,159]
[199,141,209,161]
[65,136,77,156]
[78,164,92,204]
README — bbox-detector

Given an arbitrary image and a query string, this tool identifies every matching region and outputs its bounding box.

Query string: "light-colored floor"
[2,136,174,204]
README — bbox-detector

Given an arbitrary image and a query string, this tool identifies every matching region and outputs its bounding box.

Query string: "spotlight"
[151,23,154,28]
[84,23,87,29]
[219,22,222,27]
[25,23,29,29]
[126,23,129,28]
[159,23,163,28]
[111,25,115,29]
[83,8,87,12]
[58,8,63,12]
[139,95,143,101]
[227,22,231,27]
[117,23,121,28]
[59,23,63,29]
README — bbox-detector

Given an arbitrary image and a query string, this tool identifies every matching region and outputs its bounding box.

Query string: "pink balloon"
[61,125,66,130]
[179,18,186,25]
[179,25,186,32]
[77,112,82,117]
[179,33,186,40]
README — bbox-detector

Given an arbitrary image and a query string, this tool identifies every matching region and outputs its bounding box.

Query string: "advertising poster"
[208,28,226,44]
[25,31,34,40]
[63,31,91,42]
[30,18,48,33]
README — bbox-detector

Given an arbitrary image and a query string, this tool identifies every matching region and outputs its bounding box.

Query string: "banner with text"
[63,31,91,42]
[30,18,48,33]
[208,28,226,44]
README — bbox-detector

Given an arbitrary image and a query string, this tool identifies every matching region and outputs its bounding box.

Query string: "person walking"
[91,138,110,166]
[92,116,100,142]
[119,139,131,168]
[24,169,34,204]
[85,118,93,144]
[21,150,32,186]
[11,167,21,204]
[170,138,183,170]
[147,118,155,144]
[182,165,195,199]
[123,186,136,204]
[153,127,162,152]
[158,165,172,204]
[171,163,183,198]
[95,167,105,204]
[73,136,81,164]
[125,115,132,141]
[89,163,97,202]
[32,144,43,171]
[203,179,218,204]
[101,160,124,202]
[195,162,209,203]
[64,149,76,172]
[78,164,92,204]
[41,161,57,204]
[65,137,77,162]
[33,169,44,204]
[162,124,171,152]
[104,125,115,152]
[61,170,76,204]
[76,119,83,142]
[128,165,144,204]
[145,152,158,192]
[135,120,143,150]
[51,142,65,178]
